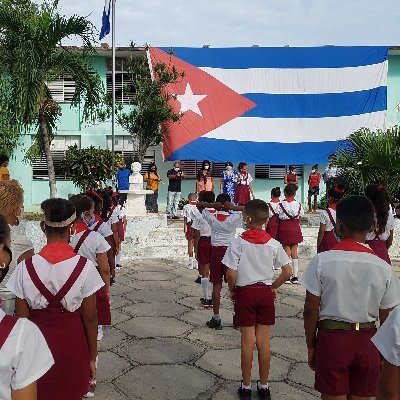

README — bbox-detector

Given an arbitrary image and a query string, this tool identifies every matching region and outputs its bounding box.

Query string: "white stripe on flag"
[203,111,387,143]
[200,61,388,95]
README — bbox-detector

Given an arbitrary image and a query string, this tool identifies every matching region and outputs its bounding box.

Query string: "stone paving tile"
[123,289,187,303]
[270,336,308,363]
[187,327,242,350]
[271,317,305,338]
[178,308,235,327]
[120,301,190,318]
[132,270,177,281]
[98,326,131,352]
[124,279,181,291]
[110,295,133,310]
[97,350,133,382]
[288,362,318,394]
[110,310,131,325]
[275,302,301,317]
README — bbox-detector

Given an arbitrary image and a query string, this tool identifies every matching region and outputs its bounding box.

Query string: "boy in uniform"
[182,193,200,270]
[302,195,400,400]
[224,200,292,399]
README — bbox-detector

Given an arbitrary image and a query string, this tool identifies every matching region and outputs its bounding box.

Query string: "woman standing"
[284,165,298,185]
[307,164,321,213]
[196,160,214,193]
[144,162,161,213]
[220,162,238,203]
[234,162,254,206]
[0,155,10,181]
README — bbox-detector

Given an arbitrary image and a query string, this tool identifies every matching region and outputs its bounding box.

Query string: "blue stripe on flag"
[242,86,387,119]
[168,137,349,165]
[162,47,388,69]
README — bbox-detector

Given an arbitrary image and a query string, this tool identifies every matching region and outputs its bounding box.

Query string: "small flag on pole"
[99,0,111,40]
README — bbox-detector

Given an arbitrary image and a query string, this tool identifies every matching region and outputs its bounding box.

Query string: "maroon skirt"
[29,309,90,400]
[234,185,250,205]
[365,239,391,265]
[277,219,303,245]
[97,286,111,325]
[317,230,337,253]
[185,222,194,241]
[266,215,279,239]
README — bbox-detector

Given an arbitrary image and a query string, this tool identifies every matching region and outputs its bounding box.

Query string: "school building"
[8,46,400,212]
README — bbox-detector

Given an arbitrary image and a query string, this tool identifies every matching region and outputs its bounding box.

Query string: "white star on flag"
[176,83,207,117]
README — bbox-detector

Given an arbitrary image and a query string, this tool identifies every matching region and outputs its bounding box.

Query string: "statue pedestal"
[119,189,154,217]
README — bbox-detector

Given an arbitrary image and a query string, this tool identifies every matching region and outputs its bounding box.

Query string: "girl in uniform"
[316,185,345,253]
[307,164,321,213]
[266,187,281,239]
[277,183,304,284]
[6,199,104,400]
[234,162,254,206]
[284,165,298,185]
[365,184,395,264]
[196,160,214,193]
[115,194,127,269]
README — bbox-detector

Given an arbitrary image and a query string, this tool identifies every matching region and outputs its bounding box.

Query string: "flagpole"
[111,0,116,190]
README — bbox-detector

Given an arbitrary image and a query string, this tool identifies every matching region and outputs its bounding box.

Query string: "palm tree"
[0,0,102,197]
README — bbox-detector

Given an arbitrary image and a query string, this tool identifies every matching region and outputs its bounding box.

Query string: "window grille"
[47,75,76,102]
[106,58,135,104]
[255,165,303,179]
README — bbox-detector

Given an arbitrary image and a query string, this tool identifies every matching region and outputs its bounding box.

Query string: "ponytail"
[365,184,389,234]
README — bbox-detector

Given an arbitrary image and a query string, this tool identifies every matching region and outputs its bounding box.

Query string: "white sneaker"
[193,260,198,270]
[187,260,194,270]
[83,391,95,398]
[97,325,104,341]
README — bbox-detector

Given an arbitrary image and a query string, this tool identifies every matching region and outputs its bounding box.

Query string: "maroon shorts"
[197,236,212,265]
[209,246,228,284]
[315,328,380,397]
[234,285,275,327]
[277,218,303,245]
[185,222,194,241]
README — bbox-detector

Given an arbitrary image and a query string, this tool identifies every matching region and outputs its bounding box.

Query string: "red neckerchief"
[241,229,272,244]
[189,201,197,205]
[285,197,295,203]
[329,203,337,211]
[39,242,77,264]
[206,208,216,214]
[271,198,280,203]
[94,214,103,223]
[216,211,230,222]
[75,220,89,234]
[331,238,375,255]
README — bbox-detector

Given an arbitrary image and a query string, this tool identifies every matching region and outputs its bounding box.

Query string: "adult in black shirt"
[166,161,185,219]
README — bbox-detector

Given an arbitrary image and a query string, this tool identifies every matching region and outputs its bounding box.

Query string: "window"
[32,136,80,180]
[255,165,303,179]
[180,161,227,179]
[47,75,76,102]
[106,58,135,104]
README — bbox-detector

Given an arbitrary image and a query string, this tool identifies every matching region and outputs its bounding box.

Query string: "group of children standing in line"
[0,186,127,400]
[182,182,400,399]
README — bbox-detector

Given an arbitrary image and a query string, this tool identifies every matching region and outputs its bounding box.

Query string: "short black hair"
[336,195,374,233]
[0,154,9,165]
[244,199,269,224]
[188,193,197,201]
[216,193,231,204]
[41,198,76,234]
[202,191,216,203]
[284,183,298,197]
[271,187,281,198]
[69,194,93,216]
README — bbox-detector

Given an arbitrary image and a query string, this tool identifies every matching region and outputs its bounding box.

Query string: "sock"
[116,252,122,265]
[242,383,251,390]
[259,383,269,389]
[292,258,299,278]
[201,277,209,300]
[213,314,221,321]
[188,256,193,264]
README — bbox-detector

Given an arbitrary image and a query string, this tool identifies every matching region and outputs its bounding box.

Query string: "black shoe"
[200,298,208,307]
[195,276,202,284]
[290,276,299,285]
[172,216,180,220]
[257,382,271,399]
[238,382,252,399]
[206,316,222,330]
[207,299,213,308]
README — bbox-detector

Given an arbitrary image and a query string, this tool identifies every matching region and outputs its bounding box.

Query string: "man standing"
[167,161,185,219]
[117,163,130,205]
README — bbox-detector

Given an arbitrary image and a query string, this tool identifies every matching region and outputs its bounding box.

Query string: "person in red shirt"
[308,165,321,213]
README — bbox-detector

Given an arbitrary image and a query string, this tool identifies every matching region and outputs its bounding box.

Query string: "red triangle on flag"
[149,48,256,160]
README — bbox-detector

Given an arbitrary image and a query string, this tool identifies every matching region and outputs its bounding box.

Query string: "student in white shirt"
[7,199,104,400]
[365,184,395,264]
[182,193,200,269]
[265,187,281,239]
[372,305,400,400]
[302,195,400,400]
[224,200,292,398]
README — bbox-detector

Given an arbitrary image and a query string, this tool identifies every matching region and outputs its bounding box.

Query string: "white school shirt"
[301,248,400,323]
[70,230,111,265]
[268,201,280,218]
[106,211,119,229]
[182,203,200,223]
[366,211,395,241]
[372,305,400,366]
[278,199,304,220]
[223,236,291,286]
[319,208,336,231]
[238,173,253,185]
[7,254,104,312]
[191,212,212,237]
[202,209,243,247]
[0,309,54,400]
[89,220,113,238]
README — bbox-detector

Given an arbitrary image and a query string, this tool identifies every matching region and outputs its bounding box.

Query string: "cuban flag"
[149,47,388,164]
[99,0,111,40]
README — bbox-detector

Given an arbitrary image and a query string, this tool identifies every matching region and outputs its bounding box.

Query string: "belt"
[200,236,211,239]
[319,320,376,331]
[238,282,269,288]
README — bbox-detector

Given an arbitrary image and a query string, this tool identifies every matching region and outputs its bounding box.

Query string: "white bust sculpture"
[129,162,144,191]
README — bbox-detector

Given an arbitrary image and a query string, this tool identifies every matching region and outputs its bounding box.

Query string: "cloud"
[34,0,400,47]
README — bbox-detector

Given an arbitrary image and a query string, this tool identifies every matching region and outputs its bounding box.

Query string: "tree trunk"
[39,114,57,198]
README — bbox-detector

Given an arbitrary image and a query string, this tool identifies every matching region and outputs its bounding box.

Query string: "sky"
[32,0,400,48]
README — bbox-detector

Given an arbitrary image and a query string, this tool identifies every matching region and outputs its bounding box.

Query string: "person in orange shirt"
[144,163,161,213]
[196,160,214,193]
[0,155,10,181]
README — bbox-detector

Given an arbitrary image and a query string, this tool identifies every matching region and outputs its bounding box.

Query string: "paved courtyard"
[95,257,320,400]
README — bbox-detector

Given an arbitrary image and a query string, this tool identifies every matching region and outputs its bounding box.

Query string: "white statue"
[129,162,144,191]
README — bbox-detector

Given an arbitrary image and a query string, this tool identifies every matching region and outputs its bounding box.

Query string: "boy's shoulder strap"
[73,229,92,254]
[0,315,18,349]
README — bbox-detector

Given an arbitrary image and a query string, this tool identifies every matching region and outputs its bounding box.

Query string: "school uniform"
[266,199,280,239]
[192,210,212,265]
[6,243,104,400]
[371,304,400,366]
[317,205,338,253]
[277,198,304,245]
[365,211,395,264]
[89,217,116,253]
[70,223,112,325]
[301,239,400,397]
[0,308,54,400]
[116,205,127,266]
[202,209,243,284]
[182,202,200,241]
[223,229,291,327]
[234,172,253,205]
